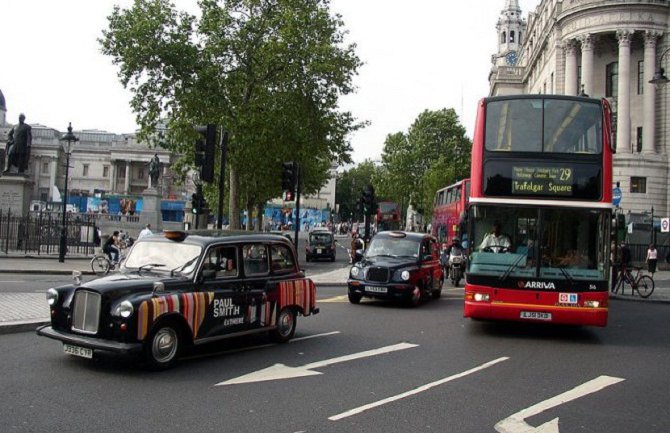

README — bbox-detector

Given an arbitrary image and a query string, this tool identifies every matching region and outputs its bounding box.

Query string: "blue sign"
[612,187,622,207]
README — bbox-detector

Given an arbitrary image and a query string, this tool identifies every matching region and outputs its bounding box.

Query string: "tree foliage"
[100,0,362,229]
[377,108,471,220]
[335,160,379,222]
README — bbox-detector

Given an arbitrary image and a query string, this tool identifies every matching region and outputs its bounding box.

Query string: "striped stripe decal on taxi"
[278,279,316,313]
[137,292,214,340]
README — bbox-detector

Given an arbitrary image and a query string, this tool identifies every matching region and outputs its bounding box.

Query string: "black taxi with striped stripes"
[37,230,318,369]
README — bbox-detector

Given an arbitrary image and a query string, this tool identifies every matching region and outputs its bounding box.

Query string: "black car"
[37,231,319,369]
[347,231,443,307]
[305,229,336,262]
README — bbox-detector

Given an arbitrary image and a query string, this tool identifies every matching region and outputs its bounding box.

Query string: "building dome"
[0,88,6,112]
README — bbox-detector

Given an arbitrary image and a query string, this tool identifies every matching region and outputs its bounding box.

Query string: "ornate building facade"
[490,0,670,216]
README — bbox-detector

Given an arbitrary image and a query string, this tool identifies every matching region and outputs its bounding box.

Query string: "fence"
[0,209,97,256]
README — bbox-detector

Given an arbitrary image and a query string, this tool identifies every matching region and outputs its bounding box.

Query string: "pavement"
[0,255,668,335]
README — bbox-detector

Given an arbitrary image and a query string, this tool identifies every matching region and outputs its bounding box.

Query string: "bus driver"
[479,222,511,253]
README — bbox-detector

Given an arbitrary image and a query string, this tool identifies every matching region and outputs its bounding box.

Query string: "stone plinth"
[0,175,33,216]
[140,187,162,231]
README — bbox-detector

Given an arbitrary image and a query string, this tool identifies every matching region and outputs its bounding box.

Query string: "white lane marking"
[494,375,625,433]
[329,356,509,421]
[217,342,418,386]
[291,331,340,342]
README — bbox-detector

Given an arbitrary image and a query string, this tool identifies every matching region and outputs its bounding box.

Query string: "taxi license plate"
[366,286,387,294]
[63,344,93,359]
[317,248,323,254]
[520,311,552,321]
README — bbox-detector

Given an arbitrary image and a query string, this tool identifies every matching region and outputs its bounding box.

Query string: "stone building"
[489,0,670,216]
[0,89,186,211]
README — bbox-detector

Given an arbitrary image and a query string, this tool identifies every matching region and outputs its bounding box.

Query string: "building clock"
[505,51,518,66]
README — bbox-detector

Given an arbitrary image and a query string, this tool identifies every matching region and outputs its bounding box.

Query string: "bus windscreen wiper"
[499,253,527,282]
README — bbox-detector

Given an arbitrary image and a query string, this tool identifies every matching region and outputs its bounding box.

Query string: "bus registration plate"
[520,311,551,321]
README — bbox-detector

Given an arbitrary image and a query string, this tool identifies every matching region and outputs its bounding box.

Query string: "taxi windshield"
[122,241,202,274]
[366,238,419,258]
[309,233,332,244]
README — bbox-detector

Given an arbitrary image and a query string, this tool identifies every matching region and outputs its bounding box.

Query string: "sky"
[0,0,538,163]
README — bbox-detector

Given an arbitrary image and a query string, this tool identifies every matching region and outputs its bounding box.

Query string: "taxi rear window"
[271,244,295,273]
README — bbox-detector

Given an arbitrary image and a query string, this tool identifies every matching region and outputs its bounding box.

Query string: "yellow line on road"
[319,295,348,303]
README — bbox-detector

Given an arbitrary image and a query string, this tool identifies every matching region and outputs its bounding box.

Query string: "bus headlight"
[46,289,59,306]
[350,267,360,278]
[115,301,134,318]
[474,293,490,302]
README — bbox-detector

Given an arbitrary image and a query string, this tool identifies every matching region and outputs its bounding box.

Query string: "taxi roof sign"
[164,230,188,241]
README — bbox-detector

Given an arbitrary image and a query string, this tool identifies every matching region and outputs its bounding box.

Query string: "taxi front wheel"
[144,322,181,370]
[270,308,296,343]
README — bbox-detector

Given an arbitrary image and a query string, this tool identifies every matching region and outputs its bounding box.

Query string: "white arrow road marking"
[329,356,509,421]
[290,331,340,342]
[216,342,418,386]
[495,375,625,433]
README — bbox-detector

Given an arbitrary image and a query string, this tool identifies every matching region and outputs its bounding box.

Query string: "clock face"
[505,51,518,66]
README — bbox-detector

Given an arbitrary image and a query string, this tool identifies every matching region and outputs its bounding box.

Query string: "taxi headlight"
[401,270,410,281]
[115,301,134,318]
[46,289,59,306]
[350,267,360,278]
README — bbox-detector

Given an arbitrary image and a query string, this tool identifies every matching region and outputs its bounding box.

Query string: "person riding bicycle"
[103,231,121,264]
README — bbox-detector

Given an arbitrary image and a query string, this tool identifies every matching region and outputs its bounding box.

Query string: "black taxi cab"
[37,230,319,369]
[305,229,337,262]
[347,231,443,307]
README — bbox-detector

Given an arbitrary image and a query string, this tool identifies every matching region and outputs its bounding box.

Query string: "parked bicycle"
[612,265,654,298]
[90,248,126,276]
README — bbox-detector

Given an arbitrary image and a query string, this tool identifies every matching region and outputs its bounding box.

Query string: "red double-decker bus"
[431,179,470,244]
[464,95,613,327]
[375,201,401,232]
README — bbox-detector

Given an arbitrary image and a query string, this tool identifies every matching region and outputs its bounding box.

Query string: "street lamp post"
[58,123,78,263]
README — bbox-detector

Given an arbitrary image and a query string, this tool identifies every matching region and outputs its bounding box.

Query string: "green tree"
[100,0,362,229]
[335,160,379,222]
[378,108,471,220]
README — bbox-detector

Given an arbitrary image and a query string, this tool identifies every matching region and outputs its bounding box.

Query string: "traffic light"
[191,191,200,214]
[281,161,297,192]
[195,124,216,183]
[362,185,375,215]
[355,197,363,214]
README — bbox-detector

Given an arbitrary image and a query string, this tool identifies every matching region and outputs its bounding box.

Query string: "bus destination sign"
[512,167,573,196]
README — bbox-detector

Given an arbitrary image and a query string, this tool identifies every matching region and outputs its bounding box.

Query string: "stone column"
[643,31,661,154]
[579,34,596,97]
[617,30,633,154]
[49,157,57,200]
[110,161,117,193]
[124,161,130,194]
[564,39,579,96]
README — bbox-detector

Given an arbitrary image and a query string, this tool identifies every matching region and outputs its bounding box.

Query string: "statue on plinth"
[3,114,32,175]
[148,153,160,188]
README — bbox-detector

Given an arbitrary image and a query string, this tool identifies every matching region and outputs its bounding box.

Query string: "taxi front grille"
[366,267,389,283]
[72,290,101,334]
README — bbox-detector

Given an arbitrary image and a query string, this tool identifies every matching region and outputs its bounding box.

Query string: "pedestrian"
[646,243,658,275]
[138,223,153,239]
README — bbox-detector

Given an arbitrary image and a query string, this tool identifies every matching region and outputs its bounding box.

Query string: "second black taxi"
[347,231,444,307]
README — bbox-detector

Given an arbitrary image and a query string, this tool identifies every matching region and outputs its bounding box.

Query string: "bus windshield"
[485,98,602,154]
[467,204,609,281]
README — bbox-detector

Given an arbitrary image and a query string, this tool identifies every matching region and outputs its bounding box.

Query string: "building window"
[518,32,522,44]
[39,189,48,202]
[638,61,644,95]
[103,166,109,178]
[606,62,618,97]
[631,177,646,193]
[637,127,643,152]
[41,162,49,174]
[501,32,506,44]
[550,73,554,94]
[577,66,582,95]
[138,168,145,180]
[510,31,515,43]
[83,164,89,177]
